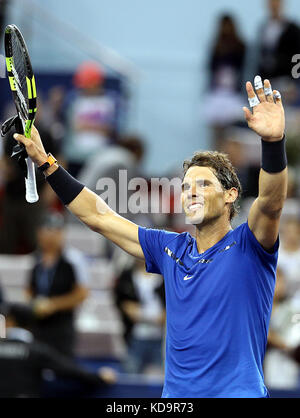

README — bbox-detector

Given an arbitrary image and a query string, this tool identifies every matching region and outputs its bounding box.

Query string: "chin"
[185,209,205,225]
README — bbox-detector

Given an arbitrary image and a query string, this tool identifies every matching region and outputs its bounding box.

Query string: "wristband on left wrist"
[261,135,287,173]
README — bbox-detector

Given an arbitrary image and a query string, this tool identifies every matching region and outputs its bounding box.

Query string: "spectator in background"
[0,303,116,398]
[277,216,300,298]
[0,114,60,254]
[0,281,3,304]
[78,133,146,226]
[256,0,300,82]
[218,132,260,199]
[26,211,89,356]
[204,14,246,148]
[264,268,300,389]
[0,1,8,44]
[39,86,66,156]
[63,62,117,178]
[114,258,166,376]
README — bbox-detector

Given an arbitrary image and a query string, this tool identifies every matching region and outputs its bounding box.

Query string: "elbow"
[75,287,89,306]
[257,197,286,218]
[81,210,112,235]
[80,213,102,234]
[79,287,89,303]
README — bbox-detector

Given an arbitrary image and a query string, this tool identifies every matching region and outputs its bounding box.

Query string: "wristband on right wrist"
[261,136,287,173]
[46,166,85,205]
[38,153,57,173]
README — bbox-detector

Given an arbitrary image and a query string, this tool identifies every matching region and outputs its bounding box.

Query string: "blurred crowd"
[0,0,300,396]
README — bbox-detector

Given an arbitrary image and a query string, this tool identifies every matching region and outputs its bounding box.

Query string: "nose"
[192,181,205,198]
[189,182,197,198]
[184,181,203,201]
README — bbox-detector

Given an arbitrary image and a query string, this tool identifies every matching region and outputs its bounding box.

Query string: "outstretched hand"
[243,77,285,142]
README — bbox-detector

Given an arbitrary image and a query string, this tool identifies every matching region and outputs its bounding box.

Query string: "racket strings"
[11,33,29,118]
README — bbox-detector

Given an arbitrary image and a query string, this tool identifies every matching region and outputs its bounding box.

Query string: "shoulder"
[138,226,190,248]
[282,21,300,38]
[138,227,192,275]
[62,247,87,265]
[61,247,89,282]
[233,221,279,258]
[285,21,300,31]
[232,221,247,235]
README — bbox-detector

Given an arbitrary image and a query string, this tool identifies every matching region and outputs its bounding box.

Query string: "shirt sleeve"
[240,221,279,266]
[138,227,178,275]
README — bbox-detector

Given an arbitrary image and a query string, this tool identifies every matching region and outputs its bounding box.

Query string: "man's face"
[37,227,64,253]
[181,166,228,225]
[268,0,282,18]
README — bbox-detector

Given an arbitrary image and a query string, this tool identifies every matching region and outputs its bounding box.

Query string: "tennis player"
[14,76,287,398]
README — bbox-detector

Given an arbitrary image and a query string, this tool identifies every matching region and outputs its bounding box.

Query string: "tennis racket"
[4,24,38,203]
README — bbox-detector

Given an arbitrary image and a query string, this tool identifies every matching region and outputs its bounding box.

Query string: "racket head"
[4,24,37,138]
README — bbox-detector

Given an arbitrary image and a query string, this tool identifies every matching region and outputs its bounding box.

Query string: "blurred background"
[1,0,300,398]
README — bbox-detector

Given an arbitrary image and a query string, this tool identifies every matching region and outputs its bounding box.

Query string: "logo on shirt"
[198,259,213,264]
[218,241,237,253]
[165,241,237,272]
[184,275,193,281]
[164,247,185,267]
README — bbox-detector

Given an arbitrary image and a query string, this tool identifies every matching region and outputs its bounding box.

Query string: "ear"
[225,188,239,204]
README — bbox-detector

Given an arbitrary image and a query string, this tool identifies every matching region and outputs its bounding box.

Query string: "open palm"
[243,79,285,142]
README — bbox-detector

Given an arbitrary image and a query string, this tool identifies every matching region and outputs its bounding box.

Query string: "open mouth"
[187,202,203,211]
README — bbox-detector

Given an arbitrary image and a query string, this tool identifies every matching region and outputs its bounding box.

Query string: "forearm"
[44,163,114,233]
[44,162,143,259]
[51,287,88,312]
[257,167,288,215]
[268,329,289,351]
[257,135,288,215]
[68,187,116,232]
[44,347,103,385]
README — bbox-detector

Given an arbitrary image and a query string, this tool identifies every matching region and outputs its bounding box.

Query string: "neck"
[271,14,282,21]
[195,216,232,254]
[41,250,60,267]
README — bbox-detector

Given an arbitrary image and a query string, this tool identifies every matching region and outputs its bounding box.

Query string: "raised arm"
[14,127,144,260]
[243,77,288,250]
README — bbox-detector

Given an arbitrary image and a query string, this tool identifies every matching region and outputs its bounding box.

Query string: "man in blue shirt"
[14,76,287,397]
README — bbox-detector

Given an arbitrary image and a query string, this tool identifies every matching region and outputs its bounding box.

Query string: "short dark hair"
[183,151,242,221]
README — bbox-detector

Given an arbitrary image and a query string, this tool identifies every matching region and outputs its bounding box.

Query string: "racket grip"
[25,157,39,203]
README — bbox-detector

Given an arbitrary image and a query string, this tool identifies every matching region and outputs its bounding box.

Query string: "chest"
[163,241,254,311]
[32,262,75,296]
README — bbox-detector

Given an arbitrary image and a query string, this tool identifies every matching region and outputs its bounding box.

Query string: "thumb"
[13,133,30,146]
[243,106,252,123]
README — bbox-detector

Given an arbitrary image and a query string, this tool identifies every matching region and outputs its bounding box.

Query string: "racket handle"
[25,157,39,203]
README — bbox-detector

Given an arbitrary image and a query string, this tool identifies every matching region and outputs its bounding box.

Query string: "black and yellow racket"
[4,24,38,203]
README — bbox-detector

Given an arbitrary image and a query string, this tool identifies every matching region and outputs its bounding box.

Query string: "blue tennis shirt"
[138,221,279,398]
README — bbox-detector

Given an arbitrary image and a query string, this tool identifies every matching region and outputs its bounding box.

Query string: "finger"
[274,90,282,105]
[264,79,274,103]
[246,81,260,108]
[254,75,266,102]
[243,106,253,123]
[13,133,30,146]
